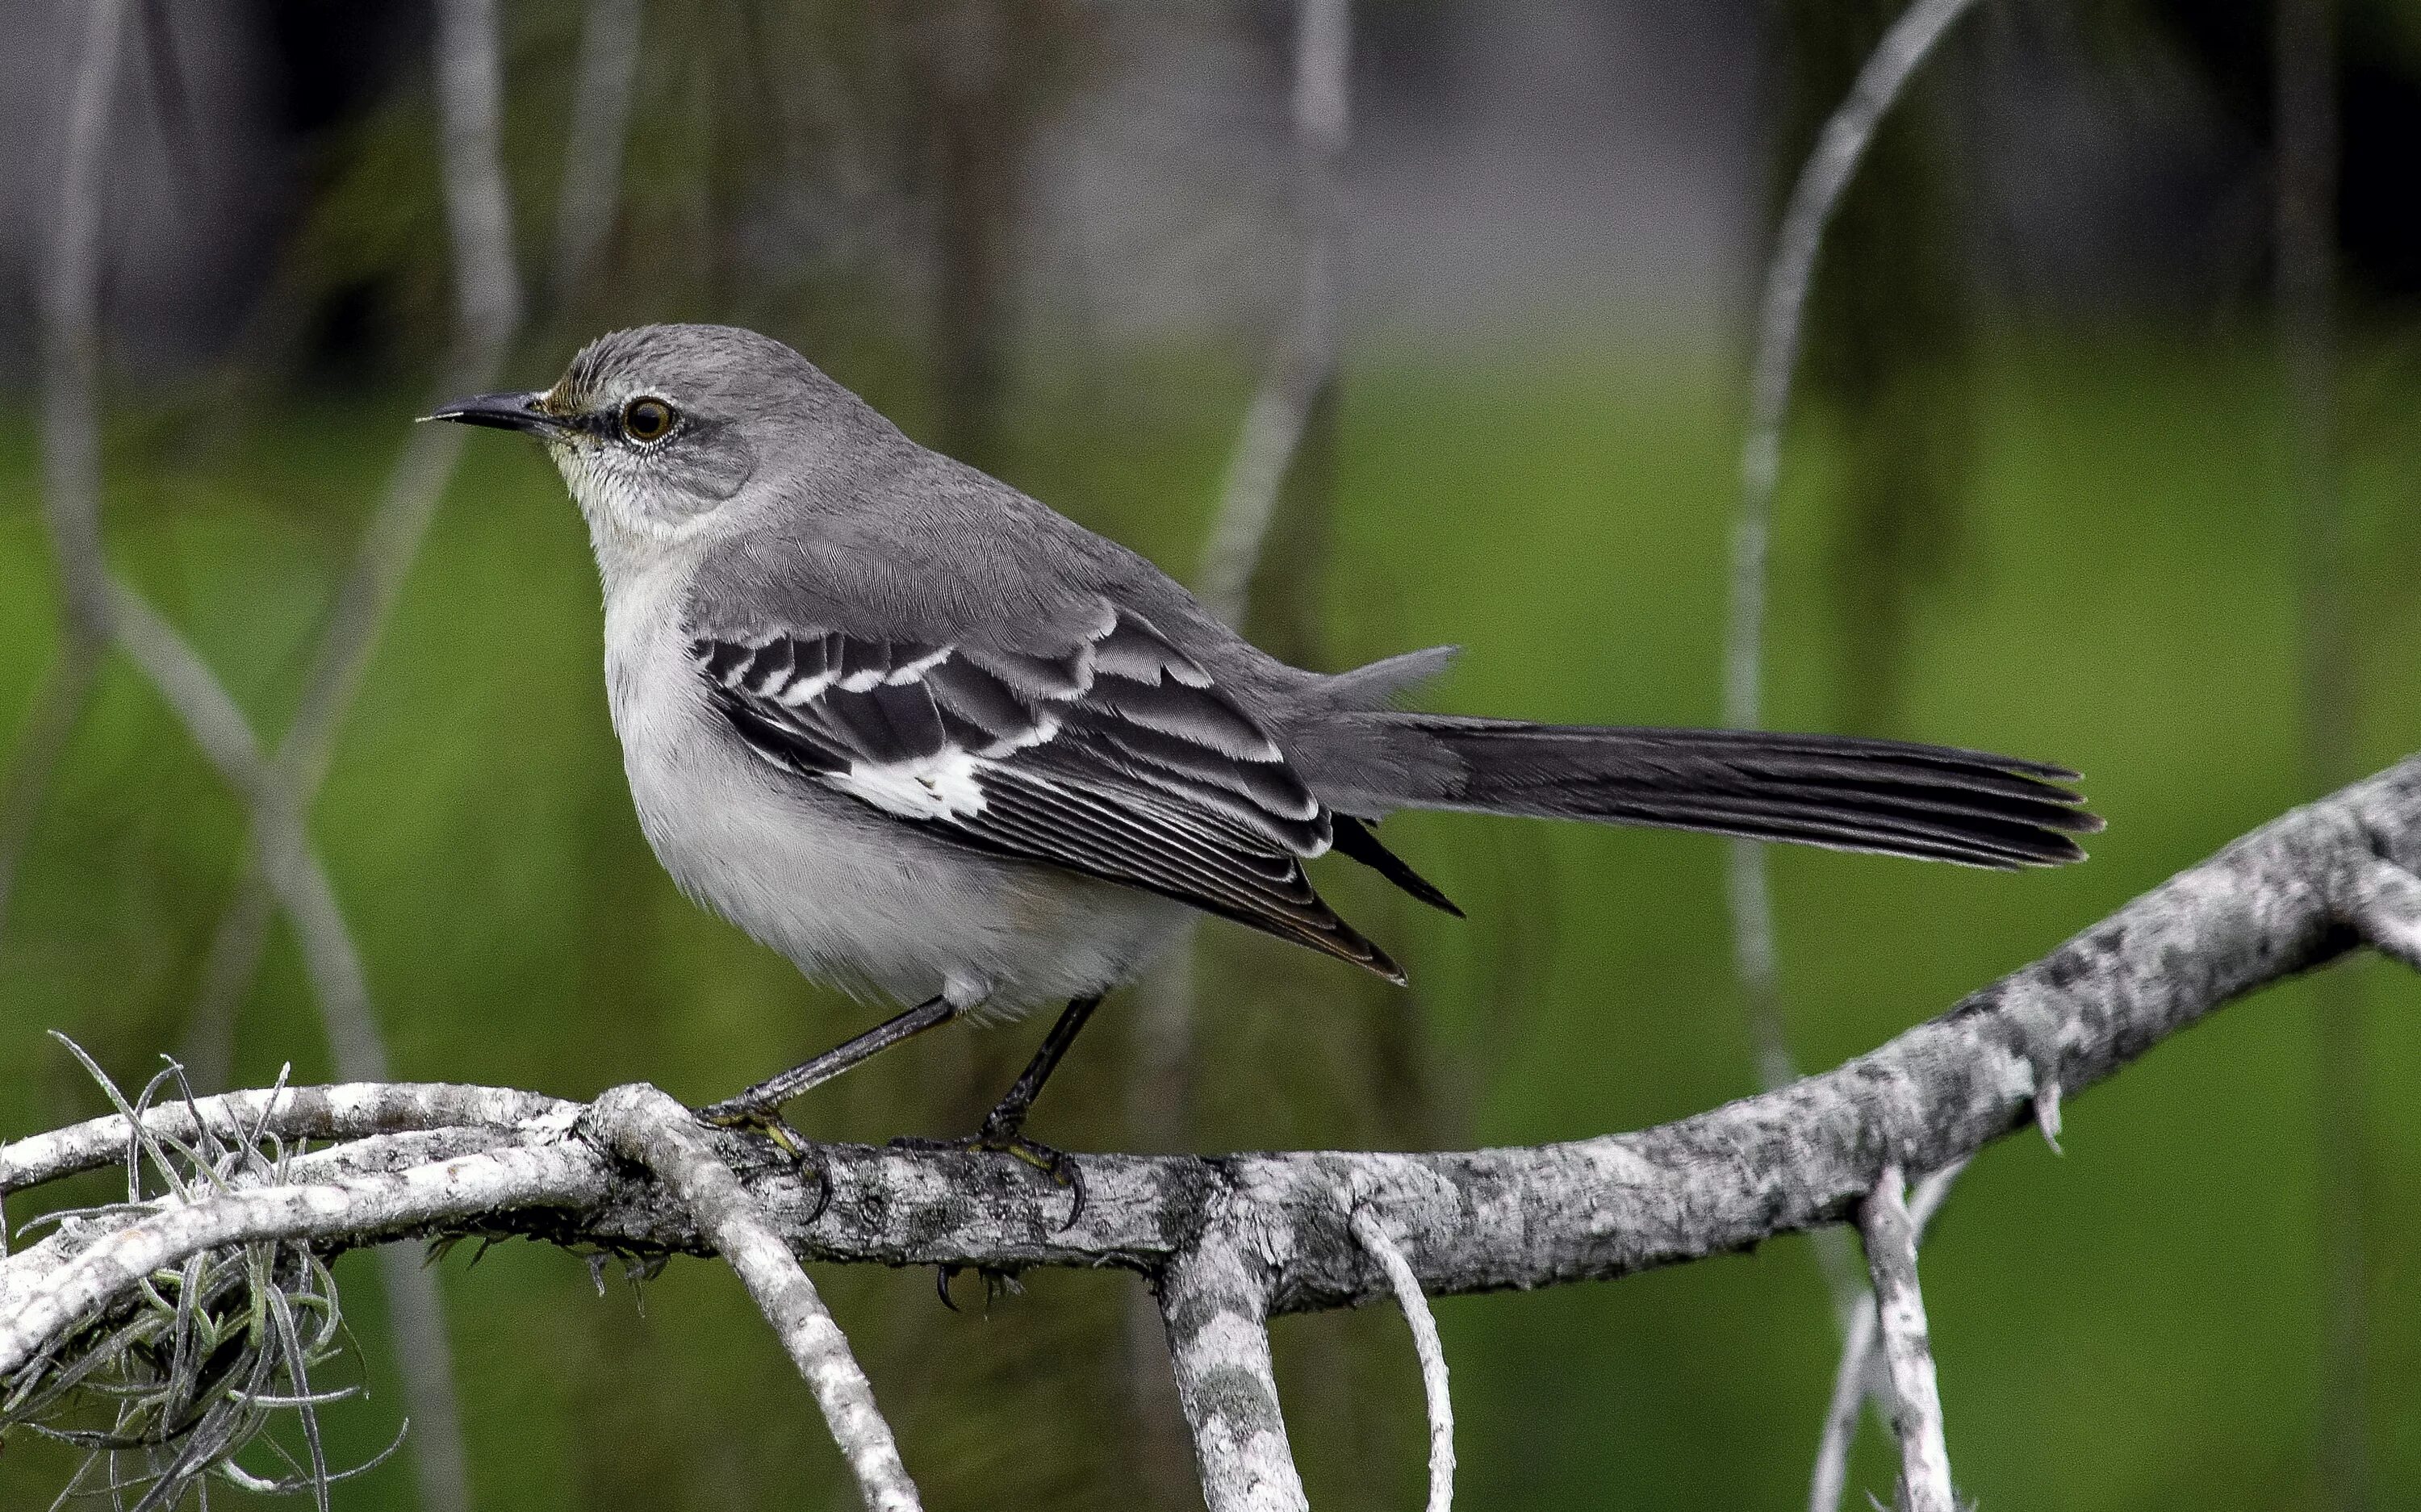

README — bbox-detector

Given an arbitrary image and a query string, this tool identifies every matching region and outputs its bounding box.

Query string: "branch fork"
[8,757,2421,1507]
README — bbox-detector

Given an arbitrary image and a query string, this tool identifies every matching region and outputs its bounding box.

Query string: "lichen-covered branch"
[584,1085,921,1512]
[1351,1204,1454,1512]
[7,757,2421,1503]
[1810,1159,1963,1512]
[1160,1234,1306,1512]
[1859,1166,1955,1512]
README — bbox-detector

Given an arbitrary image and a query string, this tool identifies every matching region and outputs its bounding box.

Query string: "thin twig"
[1194,0,1351,626]
[1349,1205,1453,1512]
[1858,1166,1955,1512]
[10,762,2421,1506]
[1722,0,1987,1106]
[584,1084,921,1512]
[1809,1159,1964,1512]
[1721,2,1990,1485]
[107,591,388,1080]
[1160,1234,1306,1512]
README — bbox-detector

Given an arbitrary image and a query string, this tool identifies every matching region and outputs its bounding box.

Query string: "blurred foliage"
[267,0,1092,462]
[9,2,2421,1508]
[7,324,2421,1508]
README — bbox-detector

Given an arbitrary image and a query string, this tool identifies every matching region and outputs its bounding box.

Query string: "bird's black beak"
[423,391,563,433]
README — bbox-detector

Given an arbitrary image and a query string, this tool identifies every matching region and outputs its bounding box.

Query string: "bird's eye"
[620,396,676,443]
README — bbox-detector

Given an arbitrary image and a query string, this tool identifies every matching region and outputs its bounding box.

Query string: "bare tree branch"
[1349,1204,1453,1512]
[1809,1159,1963,1512]
[7,754,2415,1290]
[1721,5,1991,1493]
[1160,1234,1307,1512]
[432,0,524,343]
[584,1084,922,1512]
[1858,1166,1955,1512]
[1723,0,1987,1109]
[10,760,2421,1504]
[0,1143,600,1372]
[1194,0,1351,627]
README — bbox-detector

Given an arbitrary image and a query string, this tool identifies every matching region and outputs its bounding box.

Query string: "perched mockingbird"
[434,323,2098,1168]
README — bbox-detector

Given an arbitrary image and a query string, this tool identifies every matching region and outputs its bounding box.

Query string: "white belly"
[600,570,1189,1014]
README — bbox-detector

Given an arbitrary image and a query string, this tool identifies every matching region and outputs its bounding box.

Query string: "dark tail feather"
[1377,717,2101,870]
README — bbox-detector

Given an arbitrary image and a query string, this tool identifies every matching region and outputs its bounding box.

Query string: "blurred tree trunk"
[1768,0,1976,735]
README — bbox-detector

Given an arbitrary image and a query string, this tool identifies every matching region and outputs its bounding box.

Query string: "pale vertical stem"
[1161,1239,1308,1512]
[588,1085,922,1512]
[40,0,126,640]
[1808,1276,1881,1512]
[1725,0,1989,1445]
[548,0,646,303]
[1858,1166,1955,1512]
[1194,0,1351,627]
[1809,1159,1964,1512]
[2274,2,2367,1508]
[1723,0,1987,1095]
[1349,1207,1453,1512]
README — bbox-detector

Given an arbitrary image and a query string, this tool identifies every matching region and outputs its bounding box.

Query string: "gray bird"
[433,323,2098,1167]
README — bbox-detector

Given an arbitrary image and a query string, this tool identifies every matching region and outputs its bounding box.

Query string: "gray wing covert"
[688,599,1403,979]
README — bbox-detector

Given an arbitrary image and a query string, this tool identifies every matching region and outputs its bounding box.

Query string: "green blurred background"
[7,2,2421,1508]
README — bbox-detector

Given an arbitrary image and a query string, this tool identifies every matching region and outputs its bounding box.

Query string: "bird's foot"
[695,1100,830,1225]
[889,1120,1085,1230]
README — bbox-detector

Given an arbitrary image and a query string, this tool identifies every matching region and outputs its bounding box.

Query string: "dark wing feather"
[689,605,1402,980]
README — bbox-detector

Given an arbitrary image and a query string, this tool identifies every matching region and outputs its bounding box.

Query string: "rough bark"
[8,756,2421,1506]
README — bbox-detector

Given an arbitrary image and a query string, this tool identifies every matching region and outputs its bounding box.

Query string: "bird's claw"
[695,1101,830,1226]
[889,1126,1086,1230]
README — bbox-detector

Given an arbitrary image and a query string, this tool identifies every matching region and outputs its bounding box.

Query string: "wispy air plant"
[1,1038,401,1511]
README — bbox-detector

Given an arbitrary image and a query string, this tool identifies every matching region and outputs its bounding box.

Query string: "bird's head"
[429,324,851,557]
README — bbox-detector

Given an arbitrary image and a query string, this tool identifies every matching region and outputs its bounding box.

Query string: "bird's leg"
[977,993,1102,1146]
[893,993,1103,1226]
[697,992,957,1138]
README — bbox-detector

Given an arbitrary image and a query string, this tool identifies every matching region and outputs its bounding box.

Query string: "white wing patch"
[832,746,989,820]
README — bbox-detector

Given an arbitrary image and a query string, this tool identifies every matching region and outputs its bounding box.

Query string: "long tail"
[1353,715,2101,871]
